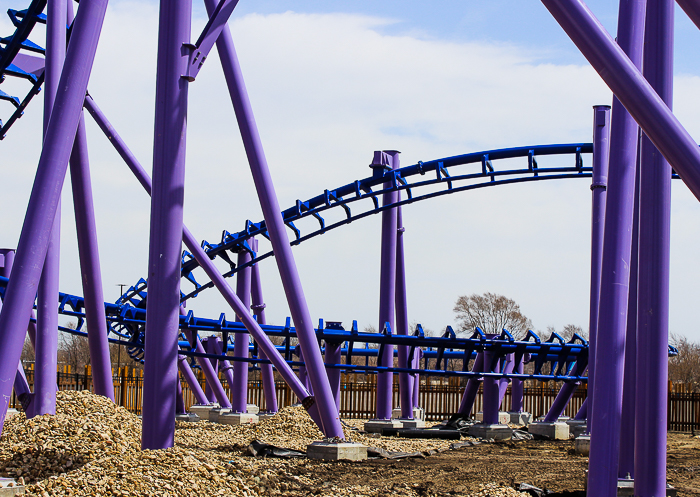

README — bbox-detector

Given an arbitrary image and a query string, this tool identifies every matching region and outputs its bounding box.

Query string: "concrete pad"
[399,419,426,429]
[528,422,569,440]
[468,423,513,440]
[306,441,367,461]
[392,407,425,421]
[175,413,200,423]
[188,404,219,420]
[566,420,587,437]
[476,411,511,425]
[508,411,532,425]
[246,404,260,414]
[208,408,232,423]
[364,419,403,433]
[0,478,24,495]
[615,478,676,497]
[218,413,259,425]
[5,410,20,420]
[258,412,276,421]
[574,435,590,456]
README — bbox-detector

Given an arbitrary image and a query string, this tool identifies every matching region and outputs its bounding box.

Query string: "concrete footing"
[246,404,260,414]
[476,411,511,425]
[5,410,20,420]
[566,419,587,438]
[188,404,220,420]
[399,419,426,429]
[219,413,259,425]
[392,407,425,421]
[528,422,569,440]
[574,435,590,456]
[258,412,276,421]
[364,419,403,433]
[615,477,676,497]
[508,411,532,425]
[468,423,513,440]
[0,478,24,496]
[175,413,200,423]
[208,408,232,423]
[307,441,368,461]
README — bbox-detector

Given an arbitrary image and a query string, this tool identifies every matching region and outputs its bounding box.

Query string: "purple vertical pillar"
[587,0,646,493]
[458,351,484,415]
[203,337,219,403]
[34,0,68,418]
[375,150,399,420]
[69,115,114,401]
[175,377,185,414]
[497,353,514,403]
[0,0,109,432]
[587,104,612,432]
[635,0,673,493]
[510,355,525,413]
[250,239,278,413]
[618,159,640,479]
[141,0,191,450]
[204,0,342,438]
[395,205,413,419]
[482,341,501,425]
[324,341,342,411]
[232,250,252,413]
[177,353,208,405]
[412,348,422,409]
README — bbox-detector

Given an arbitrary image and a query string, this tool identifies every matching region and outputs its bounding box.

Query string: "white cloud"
[1,5,699,342]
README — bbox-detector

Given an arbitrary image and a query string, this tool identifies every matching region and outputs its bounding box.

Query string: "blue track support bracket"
[528,149,539,176]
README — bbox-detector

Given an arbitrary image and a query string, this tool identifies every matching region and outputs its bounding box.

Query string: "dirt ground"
[282,431,700,497]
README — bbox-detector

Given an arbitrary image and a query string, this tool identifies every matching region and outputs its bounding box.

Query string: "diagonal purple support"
[510,355,526,413]
[203,336,220,403]
[69,113,114,401]
[185,328,230,407]
[457,351,484,416]
[0,0,109,433]
[203,0,342,438]
[141,0,192,450]
[635,1,674,493]
[676,0,700,29]
[177,351,208,406]
[395,205,413,419]
[232,249,252,413]
[211,337,236,402]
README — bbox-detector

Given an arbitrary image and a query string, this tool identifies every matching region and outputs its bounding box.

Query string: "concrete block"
[615,478,676,497]
[399,419,426,429]
[218,413,259,425]
[207,408,232,423]
[528,422,569,440]
[188,404,219,420]
[364,419,403,433]
[574,435,590,456]
[566,419,587,437]
[258,412,276,421]
[0,478,24,495]
[307,441,368,461]
[468,423,513,440]
[175,413,200,423]
[392,407,424,420]
[508,411,532,425]
[246,404,259,415]
[5,410,20,420]
[476,411,511,425]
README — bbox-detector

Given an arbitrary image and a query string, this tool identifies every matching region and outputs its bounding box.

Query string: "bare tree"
[453,292,532,339]
[669,333,700,391]
[544,324,587,341]
[58,324,92,371]
[21,337,34,366]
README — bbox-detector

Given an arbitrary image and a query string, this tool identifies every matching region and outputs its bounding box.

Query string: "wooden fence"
[11,366,700,432]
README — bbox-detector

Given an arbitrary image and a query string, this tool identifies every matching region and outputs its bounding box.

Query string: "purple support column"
[482,341,501,425]
[69,115,114,401]
[544,381,580,422]
[204,337,220,401]
[577,0,645,493]
[635,0,673,493]
[295,345,311,394]
[212,337,236,400]
[375,150,400,420]
[586,104,612,432]
[83,97,318,428]
[177,353,208,405]
[575,398,588,421]
[510,355,525,413]
[676,0,700,29]
[232,249,252,413]
[205,0,342,437]
[458,351,484,415]
[540,0,700,201]
[250,239,278,413]
[175,377,185,415]
[412,348,422,409]
[395,205,413,419]
[141,0,191,450]
[619,159,640,478]
[0,0,108,432]
[497,353,514,403]
[324,341,342,411]
[34,0,68,418]
[185,331,230,407]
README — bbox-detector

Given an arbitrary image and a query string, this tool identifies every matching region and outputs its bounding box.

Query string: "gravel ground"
[0,391,697,496]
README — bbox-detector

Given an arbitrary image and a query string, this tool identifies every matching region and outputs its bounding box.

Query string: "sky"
[1,0,699,343]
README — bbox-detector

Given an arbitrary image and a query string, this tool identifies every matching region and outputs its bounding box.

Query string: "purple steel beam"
[635,0,673,493]
[497,353,514,402]
[175,375,185,414]
[412,348,422,409]
[82,96,318,426]
[69,114,114,401]
[34,0,67,418]
[250,239,278,413]
[186,0,240,80]
[544,381,580,422]
[575,398,588,421]
[203,336,219,403]
[204,0,342,438]
[0,0,108,432]
[212,337,236,402]
[457,351,484,416]
[141,0,192,450]
[324,341,342,411]
[395,204,413,419]
[232,249,252,413]
[562,0,646,493]
[510,354,525,412]
[618,155,640,479]
[481,351,500,424]
[586,104,611,432]
[185,330,231,407]
[375,150,400,420]
[540,0,700,201]
[676,0,700,29]
[177,352,208,405]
